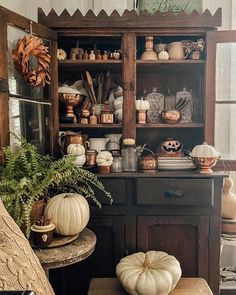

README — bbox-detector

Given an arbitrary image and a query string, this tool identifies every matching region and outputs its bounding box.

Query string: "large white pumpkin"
[116,251,182,295]
[44,193,90,236]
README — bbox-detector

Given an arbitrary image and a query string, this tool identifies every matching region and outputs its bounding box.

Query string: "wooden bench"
[87,277,213,295]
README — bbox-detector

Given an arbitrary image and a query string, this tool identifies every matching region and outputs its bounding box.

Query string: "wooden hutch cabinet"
[36,9,226,295]
[0,5,231,295]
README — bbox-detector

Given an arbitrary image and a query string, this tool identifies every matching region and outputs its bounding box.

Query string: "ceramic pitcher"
[87,138,110,153]
[168,42,188,60]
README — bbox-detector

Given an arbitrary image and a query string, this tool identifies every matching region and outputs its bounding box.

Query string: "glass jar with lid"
[122,139,138,172]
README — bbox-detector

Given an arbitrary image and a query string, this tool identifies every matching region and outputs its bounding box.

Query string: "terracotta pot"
[98,165,112,174]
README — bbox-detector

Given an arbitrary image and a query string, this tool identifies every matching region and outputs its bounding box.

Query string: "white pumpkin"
[67,143,85,155]
[135,99,150,111]
[57,48,67,60]
[190,142,220,158]
[116,251,182,295]
[73,154,86,167]
[158,50,169,60]
[96,151,113,166]
[44,193,90,236]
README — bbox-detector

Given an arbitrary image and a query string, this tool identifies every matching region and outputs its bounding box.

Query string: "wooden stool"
[87,277,213,295]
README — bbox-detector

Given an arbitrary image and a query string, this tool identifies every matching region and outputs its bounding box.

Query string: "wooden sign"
[137,0,203,14]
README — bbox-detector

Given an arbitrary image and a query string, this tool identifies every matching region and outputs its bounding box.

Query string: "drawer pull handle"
[164,189,184,199]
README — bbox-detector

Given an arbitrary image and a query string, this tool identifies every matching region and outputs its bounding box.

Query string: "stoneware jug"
[87,138,110,153]
[168,42,188,60]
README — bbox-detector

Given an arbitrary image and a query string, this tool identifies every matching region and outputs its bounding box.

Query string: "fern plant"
[0,134,112,238]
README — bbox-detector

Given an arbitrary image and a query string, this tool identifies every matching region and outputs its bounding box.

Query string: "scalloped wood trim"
[38,8,222,29]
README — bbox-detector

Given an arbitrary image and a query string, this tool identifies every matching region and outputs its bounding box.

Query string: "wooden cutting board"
[88,277,213,295]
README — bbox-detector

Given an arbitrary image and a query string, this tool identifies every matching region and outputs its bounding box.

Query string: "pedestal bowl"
[191,156,218,174]
[59,93,86,118]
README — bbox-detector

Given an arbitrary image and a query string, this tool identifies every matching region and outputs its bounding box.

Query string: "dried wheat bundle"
[12,35,51,87]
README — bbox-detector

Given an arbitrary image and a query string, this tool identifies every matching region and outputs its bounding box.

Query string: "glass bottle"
[89,50,95,60]
[112,154,122,173]
[122,144,137,172]
[165,88,176,111]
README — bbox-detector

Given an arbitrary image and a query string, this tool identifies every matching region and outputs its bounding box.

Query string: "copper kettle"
[138,148,158,172]
[59,131,88,155]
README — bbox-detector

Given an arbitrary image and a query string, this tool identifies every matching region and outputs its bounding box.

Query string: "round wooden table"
[33,228,96,277]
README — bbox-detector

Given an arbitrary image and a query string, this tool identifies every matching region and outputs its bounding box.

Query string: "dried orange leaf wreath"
[12,35,51,87]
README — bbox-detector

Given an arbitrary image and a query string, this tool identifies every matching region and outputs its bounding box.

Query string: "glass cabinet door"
[0,6,57,155]
[206,31,236,171]
[7,25,52,154]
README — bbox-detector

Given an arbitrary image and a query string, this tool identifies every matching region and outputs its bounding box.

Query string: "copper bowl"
[161,110,182,124]
[191,156,218,174]
[59,93,86,117]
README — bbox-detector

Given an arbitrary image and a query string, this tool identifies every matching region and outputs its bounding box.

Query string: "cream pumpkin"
[96,151,113,166]
[190,142,220,158]
[67,143,85,155]
[44,193,90,236]
[158,50,169,60]
[116,250,182,295]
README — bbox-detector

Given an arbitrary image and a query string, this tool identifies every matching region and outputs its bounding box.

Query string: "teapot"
[59,131,88,155]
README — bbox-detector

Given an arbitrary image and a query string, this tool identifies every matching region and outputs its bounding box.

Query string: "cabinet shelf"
[136,59,205,64]
[59,60,122,66]
[59,123,122,129]
[58,59,122,71]
[136,123,204,128]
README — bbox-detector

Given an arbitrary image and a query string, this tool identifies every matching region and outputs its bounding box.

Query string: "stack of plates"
[158,157,195,170]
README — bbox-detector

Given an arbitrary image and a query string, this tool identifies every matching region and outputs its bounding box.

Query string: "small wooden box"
[87,277,213,295]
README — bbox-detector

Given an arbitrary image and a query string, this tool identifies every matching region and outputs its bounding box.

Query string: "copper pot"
[139,154,158,172]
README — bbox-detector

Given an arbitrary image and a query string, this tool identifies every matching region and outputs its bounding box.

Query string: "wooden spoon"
[97,72,104,104]
[103,70,112,103]
[81,72,93,104]
[85,71,97,104]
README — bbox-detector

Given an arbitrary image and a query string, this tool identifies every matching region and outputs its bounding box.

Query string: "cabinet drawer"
[136,178,214,206]
[96,178,127,205]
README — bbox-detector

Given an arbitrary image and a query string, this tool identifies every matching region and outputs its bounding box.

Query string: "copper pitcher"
[59,131,88,154]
